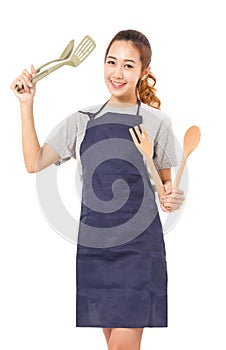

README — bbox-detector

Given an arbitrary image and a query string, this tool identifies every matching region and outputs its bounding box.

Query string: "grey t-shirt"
[45,102,178,179]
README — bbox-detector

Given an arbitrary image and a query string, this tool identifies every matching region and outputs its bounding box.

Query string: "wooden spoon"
[173,125,201,189]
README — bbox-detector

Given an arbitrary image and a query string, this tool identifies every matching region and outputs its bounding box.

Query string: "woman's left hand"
[160,182,185,212]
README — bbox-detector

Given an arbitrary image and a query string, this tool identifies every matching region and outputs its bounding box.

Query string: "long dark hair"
[105,29,161,109]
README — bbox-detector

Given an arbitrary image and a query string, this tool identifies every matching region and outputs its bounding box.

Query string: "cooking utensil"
[173,125,201,189]
[16,39,74,93]
[129,124,164,197]
[35,39,74,73]
[32,35,96,84]
[129,124,201,211]
[16,35,95,93]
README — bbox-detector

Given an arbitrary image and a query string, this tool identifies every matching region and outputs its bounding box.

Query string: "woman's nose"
[112,65,123,79]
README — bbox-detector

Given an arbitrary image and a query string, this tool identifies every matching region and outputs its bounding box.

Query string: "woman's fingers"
[11,68,34,92]
[20,69,33,90]
[31,64,36,76]
[161,188,185,211]
[160,202,172,212]
[163,181,172,195]
[11,66,36,101]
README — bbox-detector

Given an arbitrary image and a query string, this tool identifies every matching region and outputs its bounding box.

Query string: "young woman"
[11,30,185,350]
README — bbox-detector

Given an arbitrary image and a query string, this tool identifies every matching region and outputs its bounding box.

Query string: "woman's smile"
[111,80,126,89]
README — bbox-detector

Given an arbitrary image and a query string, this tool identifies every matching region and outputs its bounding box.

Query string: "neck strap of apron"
[94,99,141,117]
[79,99,141,119]
[136,99,141,116]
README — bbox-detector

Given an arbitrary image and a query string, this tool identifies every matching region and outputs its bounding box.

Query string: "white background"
[1,0,225,349]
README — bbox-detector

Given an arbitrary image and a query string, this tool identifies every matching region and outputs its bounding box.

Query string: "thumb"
[31,64,37,77]
[163,181,172,194]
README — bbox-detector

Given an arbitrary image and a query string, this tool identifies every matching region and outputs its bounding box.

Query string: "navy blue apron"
[76,101,167,327]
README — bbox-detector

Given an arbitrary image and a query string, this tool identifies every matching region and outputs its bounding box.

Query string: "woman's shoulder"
[140,102,172,126]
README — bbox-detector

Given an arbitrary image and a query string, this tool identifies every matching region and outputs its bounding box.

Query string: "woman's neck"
[108,95,138,107]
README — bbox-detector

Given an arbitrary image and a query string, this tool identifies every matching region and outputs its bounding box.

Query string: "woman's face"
[104,40,148,104]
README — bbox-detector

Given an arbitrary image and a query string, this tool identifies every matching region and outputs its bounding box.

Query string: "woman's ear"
[141,66,150,81]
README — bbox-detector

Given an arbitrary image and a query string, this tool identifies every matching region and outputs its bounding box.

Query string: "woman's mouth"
[111,81,126,89]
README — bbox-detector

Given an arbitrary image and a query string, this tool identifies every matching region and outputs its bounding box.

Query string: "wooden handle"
[173,125,201,189]
[173,154,186,189]
[146,155,164,197]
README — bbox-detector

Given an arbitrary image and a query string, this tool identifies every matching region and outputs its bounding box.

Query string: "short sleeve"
[44,113,77,166]
[153,119,178,170]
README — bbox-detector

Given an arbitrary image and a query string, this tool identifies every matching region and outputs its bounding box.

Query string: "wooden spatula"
[129,124,201,196]
[129,124,164,197]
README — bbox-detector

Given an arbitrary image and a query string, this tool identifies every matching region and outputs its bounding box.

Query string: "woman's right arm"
[11,66,60,173]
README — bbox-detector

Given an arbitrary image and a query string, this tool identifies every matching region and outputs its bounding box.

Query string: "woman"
[11,29,185,350]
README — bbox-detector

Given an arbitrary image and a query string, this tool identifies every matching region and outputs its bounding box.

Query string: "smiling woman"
[11,29,185,350]
[104,30,161,108]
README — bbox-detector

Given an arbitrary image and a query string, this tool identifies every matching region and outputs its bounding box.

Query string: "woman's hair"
[105,29,161,109]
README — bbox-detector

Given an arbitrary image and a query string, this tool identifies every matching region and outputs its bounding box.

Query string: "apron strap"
[79,99,141,119]
[136,99,141,116]
[78,100,109,120]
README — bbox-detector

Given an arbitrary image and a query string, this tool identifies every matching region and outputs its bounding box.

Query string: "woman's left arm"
[159,168,185,212]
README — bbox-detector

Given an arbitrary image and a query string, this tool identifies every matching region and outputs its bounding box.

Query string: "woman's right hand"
[10,65,37,103]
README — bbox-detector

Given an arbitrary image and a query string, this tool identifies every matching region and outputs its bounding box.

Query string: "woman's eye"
[107,60,115,65]
[125,64,133,69]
